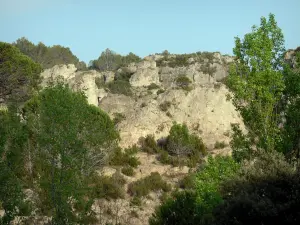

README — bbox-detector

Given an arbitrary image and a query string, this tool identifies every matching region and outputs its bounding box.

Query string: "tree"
[0,42,42,105]
[22,84,119,224]
[214,151,300,225]
[227,14,285,154]
[279,49,300,162]
[13,37,86,70]
[0,110,31,224]
[89,49,141,71]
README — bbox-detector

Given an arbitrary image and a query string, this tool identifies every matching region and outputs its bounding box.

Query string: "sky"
[0,0,299,63]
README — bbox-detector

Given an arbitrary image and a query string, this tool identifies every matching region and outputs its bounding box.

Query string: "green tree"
[227,14,285,155]
[89,49,141,71]
[0,110,31,224]
[279,49,300,161]
[22,84,119,224]
[0,42,42,105]
[13,37,86,70]
[214,151,300,225]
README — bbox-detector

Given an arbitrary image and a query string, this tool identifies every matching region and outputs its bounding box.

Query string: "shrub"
[141,102,147,108]
[107,80,132,96]
[159,101,171,112]
[95,76,105,89]
[175,75,192,91]
[166,123,206,159]
[109,146,140,168]
[157,89,165,95]
[214,151,299,225]
[148,83,160,90]
[149,191,202,225]
[178,173,196,190]
[200,63,217,76]
[130,196,142,207]
[214,141,227,149]
[128,172,171,197]
[90,172,126,200]
[113,112,126,125]
[139,135,161,154]
[121,166,135,177]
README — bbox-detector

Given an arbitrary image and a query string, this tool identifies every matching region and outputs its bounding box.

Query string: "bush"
[109,146,140,168]
[148,83,160,90]
[90,172,126,200]
[128,172,171,197]
[130,196,142,207]
[107,80,132,96]
[95,76,105,89]
[112,112,126,125]
[214,141,227,149]
[178,173,196,190]
[139,135,161,154]
[149,191,202,225]
[121,166,135,176]
[159,101,171,112]
[175,75,192,91]
[214,151,299,225]
[165,123,206,165]
[157,89,165,95]
[200,63,217,76]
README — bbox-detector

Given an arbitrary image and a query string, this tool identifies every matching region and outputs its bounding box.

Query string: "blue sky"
[0,0,299,63]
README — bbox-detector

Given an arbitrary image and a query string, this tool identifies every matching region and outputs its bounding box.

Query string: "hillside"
[41,52,243,152]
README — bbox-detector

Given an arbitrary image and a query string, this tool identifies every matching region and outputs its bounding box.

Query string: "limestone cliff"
[41,52,243,152]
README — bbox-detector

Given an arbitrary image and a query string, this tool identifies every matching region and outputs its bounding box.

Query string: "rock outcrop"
[40,52,243,151]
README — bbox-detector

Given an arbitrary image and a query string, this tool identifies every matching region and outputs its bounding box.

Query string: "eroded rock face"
[100,84,243,149]
[40,52,243,150]
[41,65,108,106]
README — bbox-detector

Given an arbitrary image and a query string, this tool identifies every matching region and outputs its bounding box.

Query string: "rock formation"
[41,52,244,152]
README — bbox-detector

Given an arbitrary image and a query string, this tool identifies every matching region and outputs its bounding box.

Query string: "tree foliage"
[0,42,42,105]
[227,13,285,154]
[13,37,86,70]
[89,48,141,71]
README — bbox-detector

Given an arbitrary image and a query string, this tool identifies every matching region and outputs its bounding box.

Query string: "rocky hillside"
[41,52,243,152]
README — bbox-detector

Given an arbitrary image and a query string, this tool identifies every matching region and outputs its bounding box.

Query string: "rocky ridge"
[41,52,243,151]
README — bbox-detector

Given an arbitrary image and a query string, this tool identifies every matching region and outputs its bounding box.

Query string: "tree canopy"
[13,37,86,70]
[0,42,42,105]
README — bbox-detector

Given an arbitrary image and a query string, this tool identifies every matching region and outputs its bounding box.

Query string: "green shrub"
[149,191,202,225]
[165,123,206,166]
[139,135,161,154]
[178,173,196,190]
[121,166,135,176]
[157,89,165,95]
[159,101,171,112]
[175,75,192,91]
[214,151,299,225]
[113,112,126,125]
[214,141,227,149]
[128,172,171,197]
[200,63,217,76]
[90,172,126,199]
[148,83,160,90]
[107,80,132,96]
[130,196,142,207]
[95,77,105,89]
[141,102,147,108]
[109,146,140,168]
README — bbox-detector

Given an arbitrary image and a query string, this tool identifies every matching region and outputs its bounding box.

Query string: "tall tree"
[227,14,285,155]
[21,84,119,224]
[0,42,42,105]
